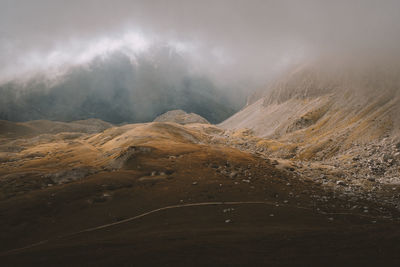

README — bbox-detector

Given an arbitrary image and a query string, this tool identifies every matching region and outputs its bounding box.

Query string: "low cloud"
[1,0,399,85]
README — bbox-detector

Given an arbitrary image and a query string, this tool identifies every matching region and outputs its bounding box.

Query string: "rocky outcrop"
[153,110,210,125]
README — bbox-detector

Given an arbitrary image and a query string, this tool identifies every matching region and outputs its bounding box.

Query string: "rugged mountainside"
[219,63,400,186]
[221,63,400,155]
[221,63,400,142]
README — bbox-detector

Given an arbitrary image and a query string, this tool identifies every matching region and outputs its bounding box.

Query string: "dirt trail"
[1,200,388,258]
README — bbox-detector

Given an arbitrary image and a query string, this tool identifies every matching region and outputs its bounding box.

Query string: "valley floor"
[0,121,399,266]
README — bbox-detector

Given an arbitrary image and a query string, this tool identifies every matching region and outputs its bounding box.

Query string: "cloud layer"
[1,0,400,85]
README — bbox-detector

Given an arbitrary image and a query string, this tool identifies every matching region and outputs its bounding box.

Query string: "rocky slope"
[221,63,400,142]
[219,63,400,187]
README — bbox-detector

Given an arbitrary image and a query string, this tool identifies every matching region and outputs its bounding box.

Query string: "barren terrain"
[0,117,399,266]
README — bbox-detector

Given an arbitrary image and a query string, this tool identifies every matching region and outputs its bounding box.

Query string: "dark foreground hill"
[0,119,399,266]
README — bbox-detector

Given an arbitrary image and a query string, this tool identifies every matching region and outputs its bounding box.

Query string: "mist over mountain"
[0,45,245,124]
[3,2,400,265]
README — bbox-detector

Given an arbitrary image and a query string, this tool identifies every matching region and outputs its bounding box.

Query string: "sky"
[1,0,400,85]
